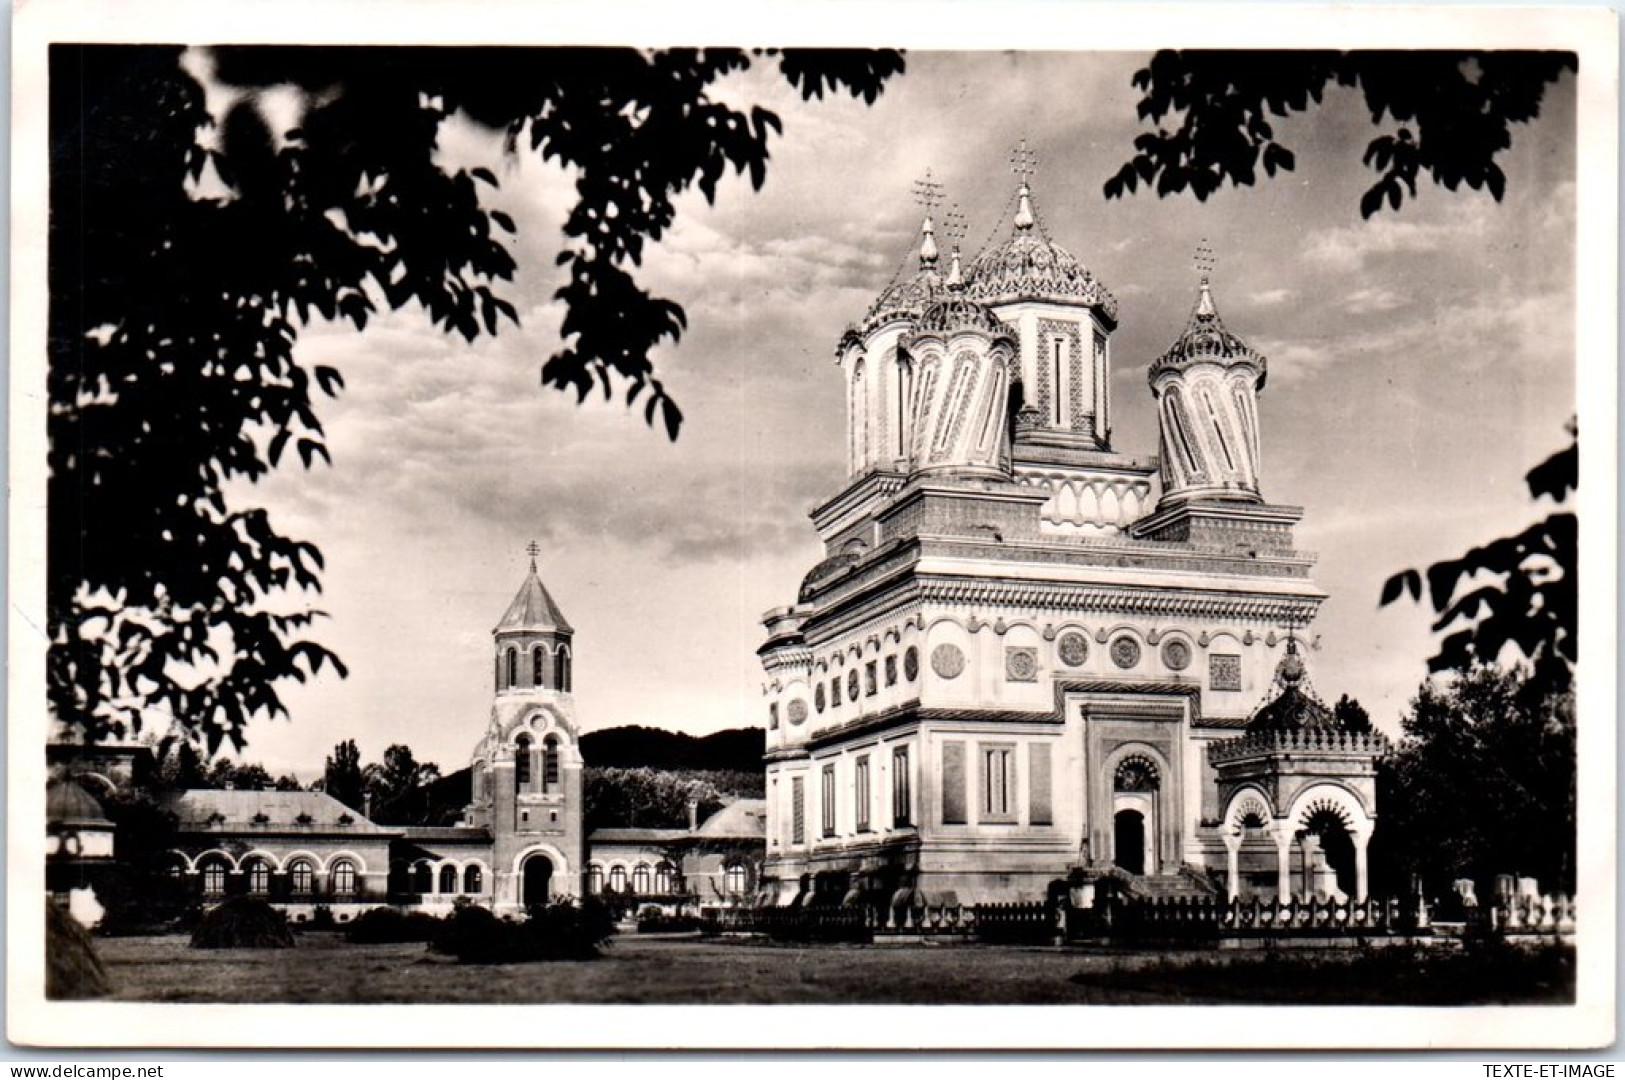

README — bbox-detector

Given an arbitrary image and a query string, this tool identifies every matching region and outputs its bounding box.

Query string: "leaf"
[490,210,516,234]
[1380,568,1423,607]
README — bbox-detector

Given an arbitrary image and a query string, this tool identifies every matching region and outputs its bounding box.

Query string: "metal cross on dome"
[942,203,968,246]
[911,168,944,217]
[1195,239,1216,282]
[1009,139,1039,182]
[526,539,541,568]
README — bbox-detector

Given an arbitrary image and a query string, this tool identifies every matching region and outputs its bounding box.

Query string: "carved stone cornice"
[913,577,1322,623]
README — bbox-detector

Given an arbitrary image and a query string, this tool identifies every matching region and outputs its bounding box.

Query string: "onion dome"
[1247,637,1336,733]
[912,296,1009,338]
[495,550,572,633]
[857,215,946,335]
[963,181,1118,325]
[1149,278,1267,386]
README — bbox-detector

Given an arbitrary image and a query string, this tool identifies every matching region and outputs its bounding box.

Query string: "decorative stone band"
[804,680,1208,751]
[914,577,1323,623]
[759,646,813,675]
[1207,728,1390,765]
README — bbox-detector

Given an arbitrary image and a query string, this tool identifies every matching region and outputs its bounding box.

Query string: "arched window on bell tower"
[542,735,561,793]
[506,648,518,690]
[515,734,532,786]
[533,645,546,689]
[557,647,572,693]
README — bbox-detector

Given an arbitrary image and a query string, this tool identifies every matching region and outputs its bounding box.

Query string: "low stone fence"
[1072,894,1413,941]
[704,901,1055,944]
[701,892,1575,947]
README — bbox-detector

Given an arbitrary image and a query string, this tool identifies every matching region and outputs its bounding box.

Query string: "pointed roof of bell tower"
[495,542,573,634]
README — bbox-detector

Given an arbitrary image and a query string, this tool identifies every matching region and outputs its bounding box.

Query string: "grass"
[90,932,1575,1006]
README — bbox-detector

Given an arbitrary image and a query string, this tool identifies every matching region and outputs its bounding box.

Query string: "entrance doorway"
[1302,809,1356,897]
[522,854,554,907]
[1114,809,1147,875]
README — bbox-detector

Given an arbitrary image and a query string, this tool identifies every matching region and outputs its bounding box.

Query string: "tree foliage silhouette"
[1379,427,1576,689]
[49,45,903,751]
[1375,428,1577,896]
[323,739,366,811]
[1105,51,1574,217]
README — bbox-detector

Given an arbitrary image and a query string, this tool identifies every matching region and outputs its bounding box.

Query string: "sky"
[212,50,1577,778]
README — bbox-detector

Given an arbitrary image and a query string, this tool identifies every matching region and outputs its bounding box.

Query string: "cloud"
[1301,203,1491,272]
[1250,288,1293,306]
[1342,286,1406,314]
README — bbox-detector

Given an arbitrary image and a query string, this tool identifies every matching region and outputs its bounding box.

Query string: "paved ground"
[90,931,1573,1006]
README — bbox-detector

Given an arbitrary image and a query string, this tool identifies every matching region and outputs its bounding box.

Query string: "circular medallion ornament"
[814,684,826,713]
[930,643,966,680]
[1110,636,1142,669]
[1058,632,1089,667]
[904,646,920,681]
[1005,647,1038,682]
[787,699,808,725]
[847,669,861,699]
[1161,639,1192,671]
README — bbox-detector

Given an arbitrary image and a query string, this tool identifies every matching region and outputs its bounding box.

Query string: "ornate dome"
[856,216,946,336]
[911,296,1009,338]
[1247,637,1337,734]
[1149,280,1267,384]
[963,182,1118,323]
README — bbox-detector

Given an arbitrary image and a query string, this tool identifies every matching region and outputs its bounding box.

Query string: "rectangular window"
[821,764,837,838]
[832,676,842,707]
[854,756,871,832]
[892,745,912,827]
[941,741,967,825]
[980,743,1016,821]
[791,776,805,845]
[884,655,898,687]
[1052,338,1065,426]
[1029,742,1053,825]
[865,661,878,697]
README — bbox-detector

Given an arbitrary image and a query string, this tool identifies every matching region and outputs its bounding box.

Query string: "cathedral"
[756,164,1385,909]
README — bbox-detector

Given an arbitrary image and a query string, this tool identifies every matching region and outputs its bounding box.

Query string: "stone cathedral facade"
[757,173,1384,909]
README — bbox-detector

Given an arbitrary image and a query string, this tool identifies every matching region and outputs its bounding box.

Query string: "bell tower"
[465,543,585,914]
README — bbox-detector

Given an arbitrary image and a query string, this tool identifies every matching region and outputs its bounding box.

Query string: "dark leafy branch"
[49,45,902,750]
[1379,425,1576,688]
[1104,50,1575,217]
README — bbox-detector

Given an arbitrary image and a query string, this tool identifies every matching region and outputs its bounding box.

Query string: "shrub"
[433,900,614,964]
[47,901,112,999]
[190,897,294,949]
[93,869,192,936]
[345,907,443,944]
[637,912,701,934]
[307,905,337,932]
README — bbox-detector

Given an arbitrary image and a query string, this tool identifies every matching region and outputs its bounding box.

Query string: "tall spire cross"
[1194,239,1216,283]
[1009,139,1039,183]
[942,203,968,247]
[911,169,944,217]
[525,539,541,570]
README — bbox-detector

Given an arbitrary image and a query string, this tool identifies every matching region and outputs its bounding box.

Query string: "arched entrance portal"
[522,854,554,907]
[1301,808,1356,897]
[1113,810,1146,875]
[1111,754,1161,875]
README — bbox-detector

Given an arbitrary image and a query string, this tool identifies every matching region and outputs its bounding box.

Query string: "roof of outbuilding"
[46,779,111,825]
[164,789,395,833]
[696,798,768,839]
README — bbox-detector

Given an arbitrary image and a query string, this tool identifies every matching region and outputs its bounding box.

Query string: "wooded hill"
[371,726,764,828]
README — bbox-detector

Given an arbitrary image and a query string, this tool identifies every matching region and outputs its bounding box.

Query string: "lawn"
[88,932,1575,1006]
